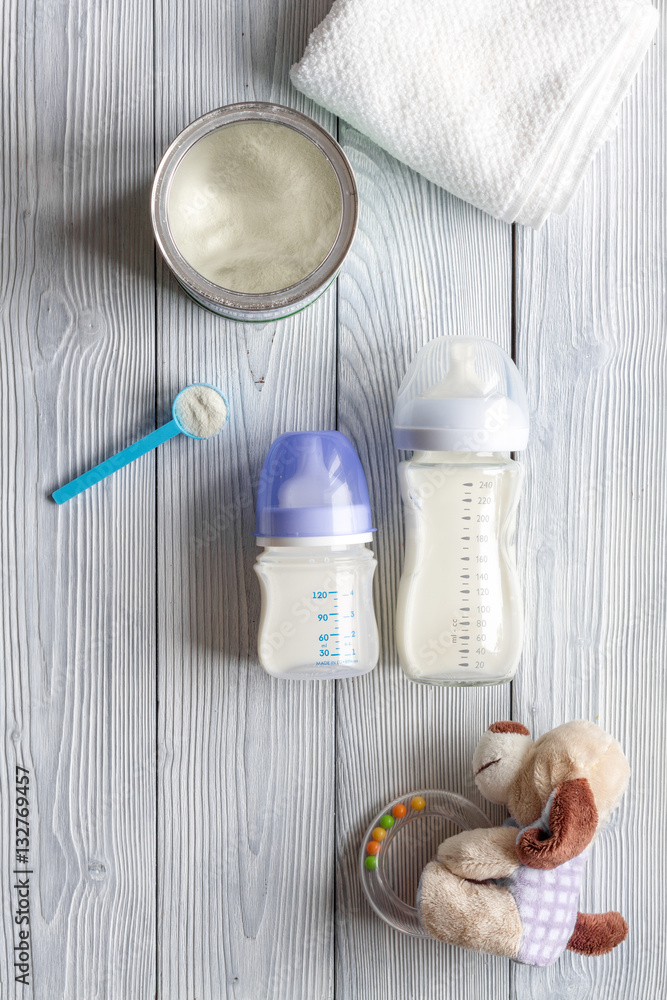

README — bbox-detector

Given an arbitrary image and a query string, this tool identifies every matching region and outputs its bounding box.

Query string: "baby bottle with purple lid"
[254,431,379,679]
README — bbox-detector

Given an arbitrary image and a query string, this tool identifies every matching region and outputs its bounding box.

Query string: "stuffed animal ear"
[516,778,598,869]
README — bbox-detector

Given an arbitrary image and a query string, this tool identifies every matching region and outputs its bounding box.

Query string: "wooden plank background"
[0,0,157,997]
[1,0,665,998]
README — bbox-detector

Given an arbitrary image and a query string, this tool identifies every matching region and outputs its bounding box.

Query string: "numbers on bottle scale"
[451,479,495,669]
[312,587,358,665]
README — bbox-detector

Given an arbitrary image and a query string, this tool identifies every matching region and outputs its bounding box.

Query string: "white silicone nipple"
[277,435,353,507]
[422,340,496,399]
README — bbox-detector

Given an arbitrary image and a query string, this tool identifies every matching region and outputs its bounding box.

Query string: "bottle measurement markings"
[472,476,495,670]
[330,591,340,655]
[313,588,357,663]
[457,486,474,667]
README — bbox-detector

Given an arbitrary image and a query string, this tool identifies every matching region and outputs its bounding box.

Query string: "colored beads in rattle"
[364,796,426,870]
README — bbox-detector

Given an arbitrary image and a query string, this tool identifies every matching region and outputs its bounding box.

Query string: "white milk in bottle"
[254,431,379,679]
[393,337,529,685]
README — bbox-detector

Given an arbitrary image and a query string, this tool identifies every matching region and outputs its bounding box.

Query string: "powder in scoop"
[167,121,342,294]
[175,385,228,439]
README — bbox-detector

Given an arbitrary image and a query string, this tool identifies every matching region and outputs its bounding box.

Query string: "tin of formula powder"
[151,103,358,322]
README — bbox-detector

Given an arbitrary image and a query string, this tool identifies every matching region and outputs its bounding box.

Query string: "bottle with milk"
[254,431,379,679]
[393,337,529,685]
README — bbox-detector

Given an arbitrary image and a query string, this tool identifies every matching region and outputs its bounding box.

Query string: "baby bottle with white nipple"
[254,431,379,679]
[393,336,529,685]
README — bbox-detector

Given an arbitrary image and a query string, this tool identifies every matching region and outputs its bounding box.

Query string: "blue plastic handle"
[52,420,181,504]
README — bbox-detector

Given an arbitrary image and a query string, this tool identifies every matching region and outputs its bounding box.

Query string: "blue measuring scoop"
[52,383,228,505]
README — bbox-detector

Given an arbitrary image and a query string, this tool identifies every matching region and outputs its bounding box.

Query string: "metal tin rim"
[151,102,358,314]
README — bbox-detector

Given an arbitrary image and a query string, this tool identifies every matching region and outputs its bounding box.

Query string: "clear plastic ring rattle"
[359,790,492,936]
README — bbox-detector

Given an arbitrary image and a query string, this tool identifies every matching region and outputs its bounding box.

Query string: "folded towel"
[291,0,659,227]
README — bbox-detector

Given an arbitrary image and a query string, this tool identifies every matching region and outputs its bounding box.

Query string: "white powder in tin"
[167,121,342,294]
[175,385,228,439]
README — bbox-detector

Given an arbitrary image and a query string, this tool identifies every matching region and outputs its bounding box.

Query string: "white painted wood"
[334,126,514,998]
[0,1,156,998]
[512,5,667,997]
[2,0,665,996]
[155,3,339,998]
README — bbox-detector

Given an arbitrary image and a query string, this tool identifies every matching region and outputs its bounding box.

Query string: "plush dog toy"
[418,721,630,966]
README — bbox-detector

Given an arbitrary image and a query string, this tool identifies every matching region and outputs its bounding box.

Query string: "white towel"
[291,0,659,227]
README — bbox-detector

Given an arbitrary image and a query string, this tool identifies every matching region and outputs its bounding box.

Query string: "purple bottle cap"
[255,431,375,543]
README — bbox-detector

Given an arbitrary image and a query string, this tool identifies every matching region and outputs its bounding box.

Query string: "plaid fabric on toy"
[504,851,588,965]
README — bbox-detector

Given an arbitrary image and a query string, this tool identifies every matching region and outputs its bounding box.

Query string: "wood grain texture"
[512,5,667,998]
[0,1,156,998]
[155,2,340,998]
[334,125,514,999]
[2,0,666,996]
